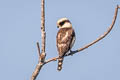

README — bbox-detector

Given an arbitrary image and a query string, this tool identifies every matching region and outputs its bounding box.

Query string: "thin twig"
[45,56,59,64]
[67,5,120,55]
[37,42,41,57]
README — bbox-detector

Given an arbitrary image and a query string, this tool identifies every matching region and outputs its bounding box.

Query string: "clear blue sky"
[0,0,120,80]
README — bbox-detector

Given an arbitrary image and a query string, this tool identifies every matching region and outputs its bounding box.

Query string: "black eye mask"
[59,20,70,26]
[59,21,65,26]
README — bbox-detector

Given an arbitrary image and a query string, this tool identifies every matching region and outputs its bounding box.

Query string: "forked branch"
[31,0,46,80]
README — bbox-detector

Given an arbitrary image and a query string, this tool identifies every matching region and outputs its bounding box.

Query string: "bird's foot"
[70,50,73,56]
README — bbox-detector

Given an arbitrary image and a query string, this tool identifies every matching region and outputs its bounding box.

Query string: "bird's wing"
[57,28,75,57]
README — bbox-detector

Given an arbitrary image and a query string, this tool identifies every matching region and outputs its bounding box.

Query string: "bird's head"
[57,18,72,28]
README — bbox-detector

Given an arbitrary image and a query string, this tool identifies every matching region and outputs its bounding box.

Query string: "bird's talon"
[70,50,73,53]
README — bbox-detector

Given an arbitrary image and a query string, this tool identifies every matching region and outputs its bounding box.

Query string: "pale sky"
[0,0,120,80]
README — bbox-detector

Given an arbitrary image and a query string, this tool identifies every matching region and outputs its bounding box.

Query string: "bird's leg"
[65,50,74,56]
[70,50,73,56]
[70,50,72,53]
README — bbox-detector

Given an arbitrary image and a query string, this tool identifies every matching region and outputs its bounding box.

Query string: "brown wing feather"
[56,28,75,57]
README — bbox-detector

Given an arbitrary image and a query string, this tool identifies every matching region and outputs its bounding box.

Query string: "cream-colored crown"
[57,18,69,25]
[57,18,72,28]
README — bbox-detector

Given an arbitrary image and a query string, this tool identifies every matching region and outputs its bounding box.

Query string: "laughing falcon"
[56,18,75,71]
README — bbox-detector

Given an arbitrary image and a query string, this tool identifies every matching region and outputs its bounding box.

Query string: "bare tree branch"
[40,0,46,63]
[41,0,46,54]
[45,56,59,64]
[44,5,120,64]
[67,5,120,56]
[31,62,44,80]
[31,3,120,80]
[31,0,46,80]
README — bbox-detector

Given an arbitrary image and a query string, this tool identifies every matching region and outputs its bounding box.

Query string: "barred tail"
[57,58,64,71]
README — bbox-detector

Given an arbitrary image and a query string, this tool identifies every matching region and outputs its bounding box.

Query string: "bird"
[56,18,76,71]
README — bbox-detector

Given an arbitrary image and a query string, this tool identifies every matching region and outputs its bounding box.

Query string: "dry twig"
[37,42,40,57]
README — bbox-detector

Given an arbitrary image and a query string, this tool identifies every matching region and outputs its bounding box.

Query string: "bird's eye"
[59,21,65,26]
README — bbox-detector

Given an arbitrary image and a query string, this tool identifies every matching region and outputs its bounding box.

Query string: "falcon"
[56,18,76,71]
